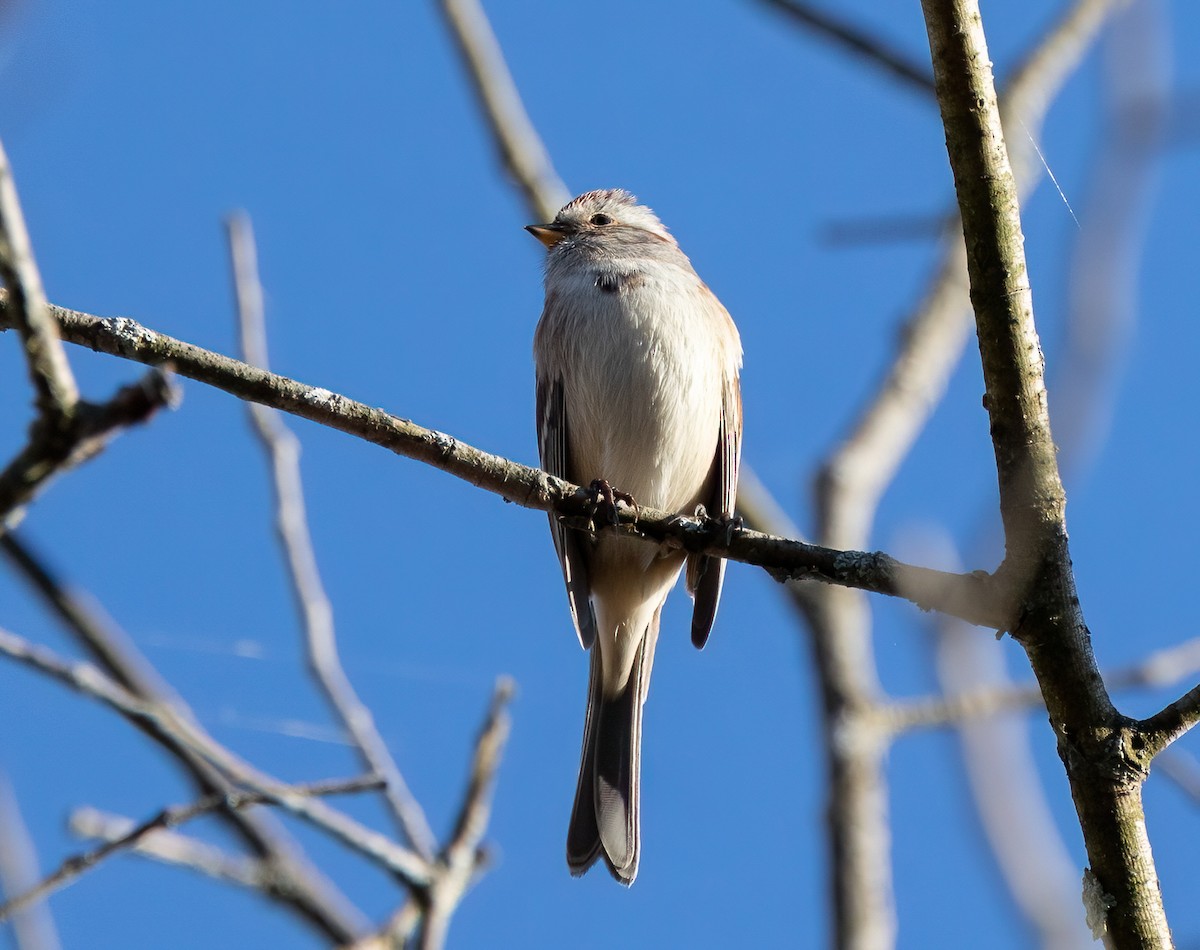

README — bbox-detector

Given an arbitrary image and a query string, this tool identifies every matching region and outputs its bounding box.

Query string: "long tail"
[566,636,647,885]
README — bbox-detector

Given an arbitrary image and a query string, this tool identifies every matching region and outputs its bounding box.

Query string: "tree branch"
[418,678,514,950]
[0,533,370,941]
[921,0,1169,945]
[227,212,441,860]
[0,302,1012,630]
[0,367,178,530]
[1139,684,1200,760]
[0,775,383,924]
[0,624,433,889]
[0,140,76,418]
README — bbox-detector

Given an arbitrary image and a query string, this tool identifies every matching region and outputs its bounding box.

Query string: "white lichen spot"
[302,387,337,407]
[102,316,150,345]
[1081,867,1115,940]
[430,430,457,454]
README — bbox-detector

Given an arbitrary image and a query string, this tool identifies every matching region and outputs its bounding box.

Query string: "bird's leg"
[693,504,741,548]
[588,478,639,526]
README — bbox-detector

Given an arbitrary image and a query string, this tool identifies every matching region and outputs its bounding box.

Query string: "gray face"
[529,189,681,263]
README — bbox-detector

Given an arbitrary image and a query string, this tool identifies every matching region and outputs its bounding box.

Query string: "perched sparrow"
[529,189,742,884]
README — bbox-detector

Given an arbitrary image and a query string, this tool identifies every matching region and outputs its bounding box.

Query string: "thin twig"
[0,625,434,888]
[1139,684,1200,759]
[70,807,267,891]
[0,533,369,941]
[0,141,76,417]
[226,212,440,859]
[0,365,178,531]
[418,678,514,950]
[0,775,383,923]
[887,636,1200,733]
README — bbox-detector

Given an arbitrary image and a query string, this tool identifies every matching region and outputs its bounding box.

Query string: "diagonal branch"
[0,532,370,941]
[418,678,514,950]
[0,624,435,889]
[0,302,1010,629]
[226,212,440,860]
[0,775,383,924]
[1139,685,1200,760]
[70,807,268,891]
[0,141,76,418]
[0,368,177,530]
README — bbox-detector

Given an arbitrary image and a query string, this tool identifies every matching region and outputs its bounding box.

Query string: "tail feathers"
[566,641,644,885]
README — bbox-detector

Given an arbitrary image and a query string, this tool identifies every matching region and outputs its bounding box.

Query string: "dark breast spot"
[594,271,641,294]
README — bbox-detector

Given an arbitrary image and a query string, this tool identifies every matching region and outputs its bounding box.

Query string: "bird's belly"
[563,295,722,515]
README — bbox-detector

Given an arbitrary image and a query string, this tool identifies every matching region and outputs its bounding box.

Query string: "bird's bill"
[526,223,569,248]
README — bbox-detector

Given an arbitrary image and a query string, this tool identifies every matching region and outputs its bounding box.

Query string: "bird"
[528,189,742,884]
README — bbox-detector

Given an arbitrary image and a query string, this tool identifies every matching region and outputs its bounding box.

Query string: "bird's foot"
[588,478,639,527]
[694,504,742,547]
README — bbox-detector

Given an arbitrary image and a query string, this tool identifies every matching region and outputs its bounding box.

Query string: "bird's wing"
[537,372,597,649]
[686,369,742,648]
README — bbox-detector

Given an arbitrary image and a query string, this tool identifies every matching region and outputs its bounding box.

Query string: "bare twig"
[0,533,370,941]
[226,212,440,860]
[0,775,383,923]
[437,0,569,222]
[0,368,178,530]
[70,807,267,891]
[1140,684,1200,759]
[0,134,175,531]
[0,624,433,890]
[887,636,1200,732]
[0,141,76,418]
[0,777,61,950]
[417,678,514,950]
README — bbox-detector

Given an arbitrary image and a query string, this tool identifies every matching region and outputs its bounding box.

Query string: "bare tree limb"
[0,775,383,924]
[417,678,514,950]
[887,636,1200,733]
[1139,685,1200,760]
[795,1,1125,943]
[226,212,441,861]
[933,6,1163,945]
[921,1,1168,945]
[0,532,371,941]
[0,137,177,531]
[0,304,1013,630]
[0,624,433,890]
[0,367,178,530]
[0,140,76,418]
[70,807,268,891]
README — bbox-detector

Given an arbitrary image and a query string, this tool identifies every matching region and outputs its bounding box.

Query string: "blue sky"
[1,1,1199,947]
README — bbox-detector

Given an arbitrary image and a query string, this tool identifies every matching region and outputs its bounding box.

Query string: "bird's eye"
[589,213,613,226]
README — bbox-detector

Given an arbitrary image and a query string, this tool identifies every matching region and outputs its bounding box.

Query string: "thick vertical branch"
[920,1,1169,946]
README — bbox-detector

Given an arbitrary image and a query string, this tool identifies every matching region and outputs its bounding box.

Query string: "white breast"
[547,262,738,514]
